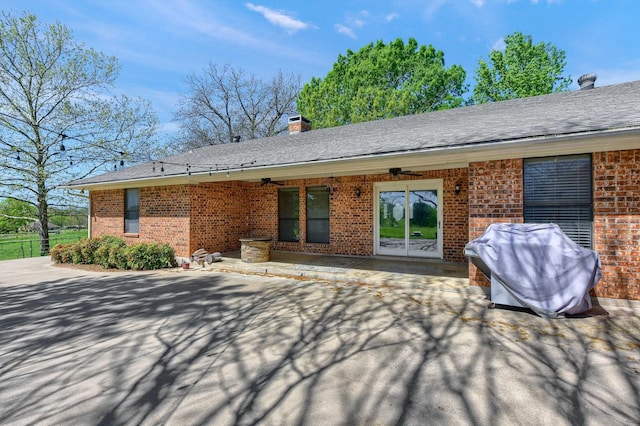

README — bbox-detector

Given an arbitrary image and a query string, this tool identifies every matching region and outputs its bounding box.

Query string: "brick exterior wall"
[468,159,524,288]
[90,169,469,262]
[468,152,640,301]
[245,170,468,262]
[90,186,192,256]
[138,186,191,256]
[90,189,125,237]
[89,149,639,300]
[190,182,250,255]
[593,149,640,300]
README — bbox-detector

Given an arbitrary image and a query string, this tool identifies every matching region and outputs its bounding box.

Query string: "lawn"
[380,226,437,239]
[0,229,88,261]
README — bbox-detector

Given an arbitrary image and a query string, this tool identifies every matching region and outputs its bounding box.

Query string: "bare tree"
[175,64,300,149]
[0,12,159,254]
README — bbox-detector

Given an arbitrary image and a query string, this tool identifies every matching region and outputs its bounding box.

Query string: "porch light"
[454,183,461,195]
[355,187,361,198]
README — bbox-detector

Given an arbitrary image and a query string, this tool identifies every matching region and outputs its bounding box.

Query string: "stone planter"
[239,238,272,263]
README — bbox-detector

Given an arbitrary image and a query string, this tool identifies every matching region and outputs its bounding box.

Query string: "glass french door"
[375,180,443,258]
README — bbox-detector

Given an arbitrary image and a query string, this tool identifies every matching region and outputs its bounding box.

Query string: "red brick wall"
[90,189,125,237]
[138,186,191,256]
[245,170,468,262]
[468,153,640,301]
[593,149,640,300]
[91,169,469,262]
[468,159,524,287]
[190,182,250,254]
[89,149,640,300]
[90,186,192,255]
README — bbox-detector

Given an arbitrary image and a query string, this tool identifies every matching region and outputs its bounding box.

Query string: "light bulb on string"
[59,134,67,152]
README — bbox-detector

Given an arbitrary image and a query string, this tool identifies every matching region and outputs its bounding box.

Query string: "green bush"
[51,243,74,264]
[95,236,127,268]
[79,237,102,264]
[50,235,177,270]
[126,242,177,270]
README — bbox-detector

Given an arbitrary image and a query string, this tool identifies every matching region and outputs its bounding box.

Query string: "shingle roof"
[68,80,640,187]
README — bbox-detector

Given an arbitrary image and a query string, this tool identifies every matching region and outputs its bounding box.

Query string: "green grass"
[0,229,88,261]
[380,226,437,239]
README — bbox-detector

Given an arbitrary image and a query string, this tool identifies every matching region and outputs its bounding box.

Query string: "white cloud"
[385,13,399,22]
[492,37,506,51]
[347,16,366,28]
[424,0,448,19]
[245,3,311,33]
[334,24,356,39]
[470,0,485,6]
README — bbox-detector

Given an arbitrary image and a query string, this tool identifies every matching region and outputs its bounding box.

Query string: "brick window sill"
[124,233,140,238]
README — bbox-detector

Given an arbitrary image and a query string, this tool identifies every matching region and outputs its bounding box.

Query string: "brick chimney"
[578,73,597,90]
[288,115,311,134]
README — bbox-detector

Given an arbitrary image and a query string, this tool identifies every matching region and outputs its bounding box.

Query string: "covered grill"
[465,223,602,318]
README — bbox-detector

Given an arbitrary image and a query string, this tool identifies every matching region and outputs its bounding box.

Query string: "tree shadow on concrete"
[0,269,638,425]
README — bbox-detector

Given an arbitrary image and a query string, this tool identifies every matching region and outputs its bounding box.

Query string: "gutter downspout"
[87,191,91,238]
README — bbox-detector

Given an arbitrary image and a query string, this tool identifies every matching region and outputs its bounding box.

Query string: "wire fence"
[0,232,86,260]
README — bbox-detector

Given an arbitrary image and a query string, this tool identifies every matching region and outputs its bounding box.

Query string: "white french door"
[374,180,443,258]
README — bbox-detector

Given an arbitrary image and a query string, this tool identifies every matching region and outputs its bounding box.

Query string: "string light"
[0,110,260,175]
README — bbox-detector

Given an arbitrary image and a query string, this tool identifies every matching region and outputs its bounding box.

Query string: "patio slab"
[0,257,639,425]
[184,251,478,297]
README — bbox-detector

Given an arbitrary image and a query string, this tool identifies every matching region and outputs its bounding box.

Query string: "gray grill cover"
[465,223,602,317]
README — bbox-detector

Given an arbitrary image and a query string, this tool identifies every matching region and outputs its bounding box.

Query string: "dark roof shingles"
[70,80,640,186]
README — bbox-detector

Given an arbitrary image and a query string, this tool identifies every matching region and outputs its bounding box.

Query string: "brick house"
[67,76,640,300]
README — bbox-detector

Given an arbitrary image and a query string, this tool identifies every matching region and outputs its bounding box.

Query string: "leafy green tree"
[472,32,572,104]
[0,12,159,254]
[297,38,467,129]
[49,206,88,229]
[0,198,37,233]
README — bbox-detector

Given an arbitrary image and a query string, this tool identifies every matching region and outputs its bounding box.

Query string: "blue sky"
[4,0,640,139]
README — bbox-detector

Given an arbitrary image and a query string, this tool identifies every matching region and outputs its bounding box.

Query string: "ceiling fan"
[261,177,284,186]
[389,167,421,177]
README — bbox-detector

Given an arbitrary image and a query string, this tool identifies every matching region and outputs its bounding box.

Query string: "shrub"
[79,237,102,264]
[108,243,129,270]
[159,243,178,268]
[51,243,74,264]
[51,235,176,271]
[95,235,126,269]
[126,242,178,270]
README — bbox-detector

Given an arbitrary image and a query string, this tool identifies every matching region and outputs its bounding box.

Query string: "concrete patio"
[0,256,639,425]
